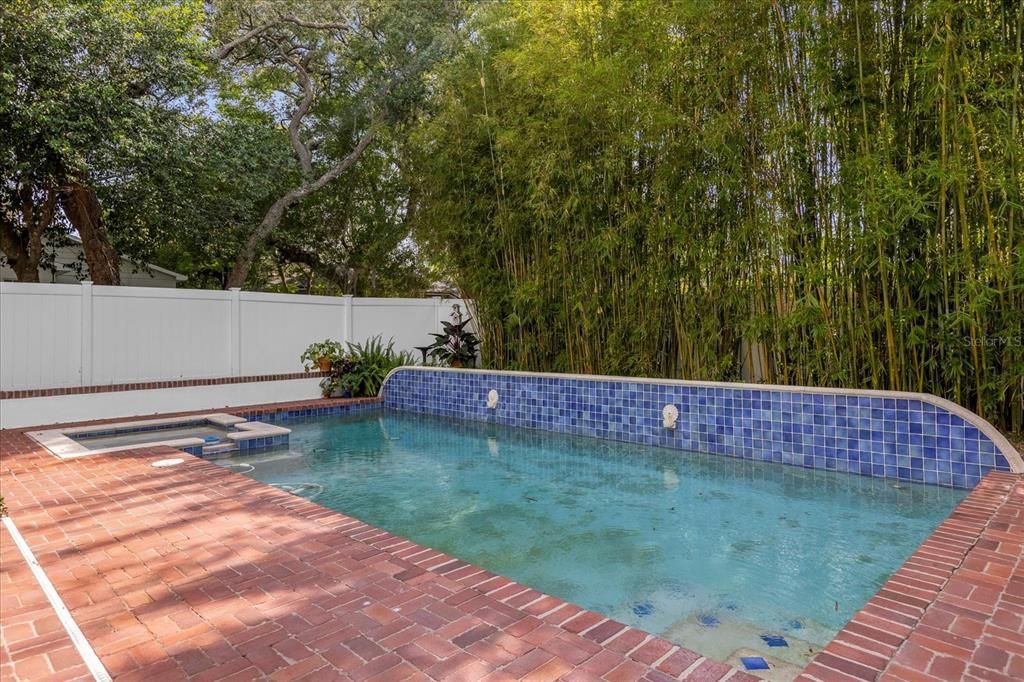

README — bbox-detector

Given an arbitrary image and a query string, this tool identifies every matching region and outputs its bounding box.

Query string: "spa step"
[201,442,239,458]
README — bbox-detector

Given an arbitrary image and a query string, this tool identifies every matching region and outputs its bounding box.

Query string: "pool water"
[217,411,965,669]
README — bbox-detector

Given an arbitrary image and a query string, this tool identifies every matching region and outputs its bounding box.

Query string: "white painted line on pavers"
[2,516,112,682]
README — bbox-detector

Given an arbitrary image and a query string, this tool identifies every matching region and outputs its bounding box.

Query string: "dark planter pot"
[323,387,352,399]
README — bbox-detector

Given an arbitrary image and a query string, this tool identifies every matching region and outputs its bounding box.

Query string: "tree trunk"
[0,220,42,281]
[0,185,56,282]
[11,256,41,281]
[59,178,121,285]
[225,196,289,289]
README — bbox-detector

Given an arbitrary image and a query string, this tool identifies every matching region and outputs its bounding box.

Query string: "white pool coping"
[28,413,290,460]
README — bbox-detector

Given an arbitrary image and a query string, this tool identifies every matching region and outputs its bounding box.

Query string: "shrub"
[324,336,416,398]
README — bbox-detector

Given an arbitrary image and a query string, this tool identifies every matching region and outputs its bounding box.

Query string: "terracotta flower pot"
[449,359,464,368]
[317,357,333,372]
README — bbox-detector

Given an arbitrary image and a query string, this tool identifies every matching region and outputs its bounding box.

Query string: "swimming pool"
[217,410,965,674]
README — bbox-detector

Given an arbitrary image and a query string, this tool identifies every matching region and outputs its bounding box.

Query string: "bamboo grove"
[411,0,1024,431]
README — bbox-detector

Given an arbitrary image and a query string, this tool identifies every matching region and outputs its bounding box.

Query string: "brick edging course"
[798,471,1022,682]
[0,371,327,400]
[6,396,380,434]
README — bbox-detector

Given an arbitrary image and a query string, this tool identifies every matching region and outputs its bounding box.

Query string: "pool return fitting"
[662,404,679,429]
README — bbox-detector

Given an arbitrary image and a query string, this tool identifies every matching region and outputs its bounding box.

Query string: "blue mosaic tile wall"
[381,369,1014,489]
[245,401,381,424]
[237,434,290,451]
[67,418,210,439]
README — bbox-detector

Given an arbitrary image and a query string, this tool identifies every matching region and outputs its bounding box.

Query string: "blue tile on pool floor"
[761,634,788,647]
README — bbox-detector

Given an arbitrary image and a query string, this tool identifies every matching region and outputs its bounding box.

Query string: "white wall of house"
[0,281,467,390]
[0,237,186,288]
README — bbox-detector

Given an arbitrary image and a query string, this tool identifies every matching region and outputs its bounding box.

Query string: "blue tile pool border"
[65,417,212,440]
[380,368,1022,489]
[238,400,381,424]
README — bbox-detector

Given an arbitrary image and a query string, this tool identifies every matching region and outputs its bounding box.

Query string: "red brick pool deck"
[1,400,1021,682]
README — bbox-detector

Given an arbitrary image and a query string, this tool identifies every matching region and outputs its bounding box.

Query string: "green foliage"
[0,0,205,279]
[426,304,480,366]
[263,127,431,296]
[104,99,430,294]
[338,335,416,397]
[1,0,449,294]
[104,108,298,289]
[205,0,459,288]
[412,0,1023,430]
[318,355,356,398]
[0,0,204,182]
[300,339,345,371]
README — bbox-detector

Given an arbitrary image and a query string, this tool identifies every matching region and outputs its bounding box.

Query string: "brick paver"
[2,400,1021,681]
[1,523,90,681]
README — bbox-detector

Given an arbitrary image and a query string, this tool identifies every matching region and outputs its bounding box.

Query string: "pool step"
[201,442,239,458]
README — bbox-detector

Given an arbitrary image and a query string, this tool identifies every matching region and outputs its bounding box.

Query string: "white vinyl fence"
[0,281,467,390]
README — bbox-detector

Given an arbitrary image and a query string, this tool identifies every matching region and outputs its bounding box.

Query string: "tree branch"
[269,237,355,292]
[224,121,379,289]
[284,50,316,178]
[277,15,353,32]
[212,14,351,61]
[306,119,379,195]
[212,18,281,60]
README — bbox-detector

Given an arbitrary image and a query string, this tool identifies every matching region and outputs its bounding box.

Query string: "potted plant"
[301,339,344,373]
[426,305,480,368]
[319,355,355,397]
[317,336,416,398]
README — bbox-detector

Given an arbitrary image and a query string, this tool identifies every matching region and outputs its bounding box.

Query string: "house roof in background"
[64,234,187,282]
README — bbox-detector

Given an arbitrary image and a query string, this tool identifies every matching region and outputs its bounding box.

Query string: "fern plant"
[335,336,416,397]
